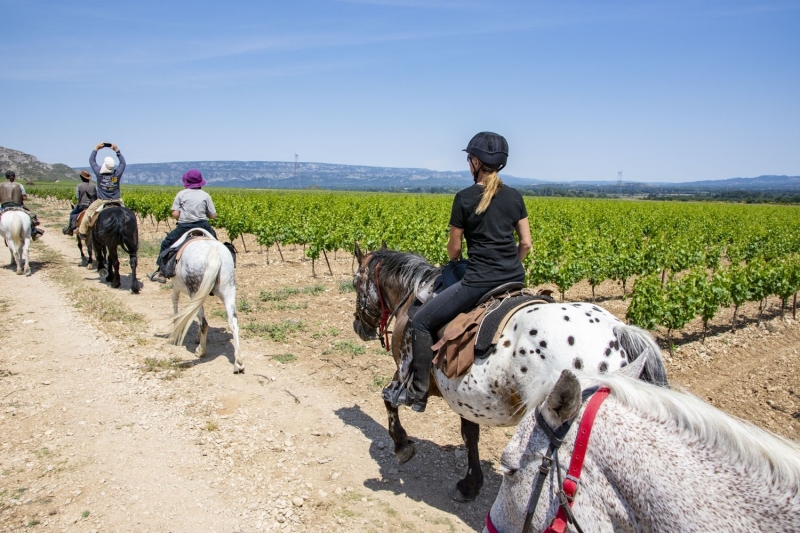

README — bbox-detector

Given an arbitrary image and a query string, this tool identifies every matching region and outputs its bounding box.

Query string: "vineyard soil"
[1,201,798,532]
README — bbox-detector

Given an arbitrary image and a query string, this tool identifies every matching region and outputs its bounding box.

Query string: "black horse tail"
[95,207,138,255]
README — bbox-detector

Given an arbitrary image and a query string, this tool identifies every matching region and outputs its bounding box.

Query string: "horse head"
[352,242,381,342]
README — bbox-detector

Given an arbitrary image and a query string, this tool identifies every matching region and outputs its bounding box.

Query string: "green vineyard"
[29,182,800,341]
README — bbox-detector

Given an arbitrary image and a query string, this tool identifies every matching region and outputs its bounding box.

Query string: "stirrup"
[148,271,167,283]
[382,381,428,412]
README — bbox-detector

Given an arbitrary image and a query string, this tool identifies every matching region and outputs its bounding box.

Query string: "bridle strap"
[487,386,608,533]
[373,262,392,351]
[544,387,610,533]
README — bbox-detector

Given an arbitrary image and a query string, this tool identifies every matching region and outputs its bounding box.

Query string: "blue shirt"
[89,150,126,200]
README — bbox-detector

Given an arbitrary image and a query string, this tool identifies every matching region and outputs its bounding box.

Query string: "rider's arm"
[516,217,532,261]
[447,226,463,261]
[89,149,101,176]
[171,210,180,219]
[19,184,27,202]
[206,195,218,219]
[115,149,126,176]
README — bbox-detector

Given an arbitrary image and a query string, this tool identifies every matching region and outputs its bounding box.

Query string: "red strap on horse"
[374,262,392,352]
[544,387,610,533]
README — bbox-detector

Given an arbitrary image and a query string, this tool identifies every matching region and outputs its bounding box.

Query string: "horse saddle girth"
[431,289,555,379]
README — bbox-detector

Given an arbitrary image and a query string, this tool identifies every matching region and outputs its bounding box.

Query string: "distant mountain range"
[0,146,81,182]
[2,146,798,191]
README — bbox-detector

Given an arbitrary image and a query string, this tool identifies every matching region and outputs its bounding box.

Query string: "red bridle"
[373,261,392,352]
[486,387,611,533]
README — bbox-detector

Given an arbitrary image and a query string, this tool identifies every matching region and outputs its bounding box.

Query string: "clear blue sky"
[1,0,798,182]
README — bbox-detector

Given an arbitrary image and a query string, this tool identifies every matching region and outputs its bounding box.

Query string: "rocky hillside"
[0,146,80,182]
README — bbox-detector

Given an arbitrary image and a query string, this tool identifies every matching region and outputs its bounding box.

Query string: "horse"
[166,237,243,373]
[0,210,32,276]
[89,206,142,293]
[486,369,800,533]
[352,244,668,501]
[74,210,93,267]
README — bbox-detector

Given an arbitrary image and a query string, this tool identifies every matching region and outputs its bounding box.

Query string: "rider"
[384,132,532,412]
[77,142,126,236]
[62,170,97,235]
[1,170,45,239]
[148,169,218,283]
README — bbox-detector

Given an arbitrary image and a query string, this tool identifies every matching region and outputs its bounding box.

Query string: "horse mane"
[367,249,438,299]
[595,374,800,488]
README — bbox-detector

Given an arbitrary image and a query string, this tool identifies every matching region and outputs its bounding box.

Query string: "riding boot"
[148,269,167,283]
[382,330,434,412]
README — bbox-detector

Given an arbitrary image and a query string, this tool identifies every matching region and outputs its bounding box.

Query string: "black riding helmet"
[463,132,508,171]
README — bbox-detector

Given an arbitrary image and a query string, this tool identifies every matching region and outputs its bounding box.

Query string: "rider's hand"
[111,144,119,152]
[95,143,104,151]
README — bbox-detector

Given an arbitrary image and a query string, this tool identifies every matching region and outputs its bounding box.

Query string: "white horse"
[487,369,800,533]
[0,210,32,276]
[167,234,243,373]
[352,246,668,501]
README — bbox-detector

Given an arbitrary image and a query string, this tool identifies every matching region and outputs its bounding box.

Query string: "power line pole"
[617,171,623,187]
[294,154,299,189]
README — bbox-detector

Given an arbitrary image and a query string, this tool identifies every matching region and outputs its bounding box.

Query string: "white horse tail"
[9,213,24,247]
[169,246,221,346]
[614,324,670,388]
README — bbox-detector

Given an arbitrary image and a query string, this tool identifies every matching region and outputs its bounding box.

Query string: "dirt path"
[2,201,799,532]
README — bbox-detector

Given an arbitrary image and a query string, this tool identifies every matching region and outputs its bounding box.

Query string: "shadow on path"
[334,404,503,531]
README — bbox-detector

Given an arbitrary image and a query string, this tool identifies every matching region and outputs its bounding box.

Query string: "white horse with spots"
[167,235,243,373]
[352,246,668,501]
[0,210,32,276]
[487,369,800,532]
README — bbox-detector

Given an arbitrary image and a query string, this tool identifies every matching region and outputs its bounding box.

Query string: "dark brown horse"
[90,206,141,293]
[352,243,667,502]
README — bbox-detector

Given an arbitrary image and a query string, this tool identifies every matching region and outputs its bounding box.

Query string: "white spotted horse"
[486,368,800,533]
[352,244,668,502]
[165,229,243,373]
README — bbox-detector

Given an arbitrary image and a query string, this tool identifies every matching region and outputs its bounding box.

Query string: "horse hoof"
[233,366,245,374]
[87,263,95,270]
[395,443,416,464]
[448,486,478,503]
[25,270,31,277]
[98,268,108,278]
[16,270,23,276]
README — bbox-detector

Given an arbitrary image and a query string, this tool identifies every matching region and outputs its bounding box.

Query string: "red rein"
[373,262,392,352]
[486,387,611,533]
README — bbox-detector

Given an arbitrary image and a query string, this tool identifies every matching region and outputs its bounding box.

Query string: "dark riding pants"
[69,204,88,228]
[410,281,492,338]
[157,220,217,266]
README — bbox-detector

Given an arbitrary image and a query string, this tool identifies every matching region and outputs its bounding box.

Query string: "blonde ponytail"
[475,168,504,215]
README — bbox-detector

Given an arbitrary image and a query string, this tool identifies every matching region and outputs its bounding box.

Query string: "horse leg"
[222,291,244,373]
[195,305,208,357]
[21,237,31,277]
[129,253,140,293]
[77,236,86,265]
[109,248,121,288]
[385,400,415,463]
[449,417,483,502]
[172,286,180,315]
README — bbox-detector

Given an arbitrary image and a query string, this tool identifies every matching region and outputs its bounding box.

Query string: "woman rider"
[384,132,532,412]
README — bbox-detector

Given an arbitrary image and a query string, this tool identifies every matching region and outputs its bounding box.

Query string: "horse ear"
[542,370,582,427]
[354,242,363,263]
[380,240,388,251]
[616,354,647,380]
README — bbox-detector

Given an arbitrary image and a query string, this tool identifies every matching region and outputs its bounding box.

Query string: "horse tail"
[168,246,221,346]
[119,208,138,255]
[614,324,670,388]
[9,213,24,247]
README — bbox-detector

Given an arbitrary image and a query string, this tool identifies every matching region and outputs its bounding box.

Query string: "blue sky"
[1,0,798,182]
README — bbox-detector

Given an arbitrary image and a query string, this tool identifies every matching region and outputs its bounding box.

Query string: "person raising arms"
[77,142,126,236]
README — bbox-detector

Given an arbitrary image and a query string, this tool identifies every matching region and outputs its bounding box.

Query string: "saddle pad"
[175,236,216,264]
[474,294,554,355]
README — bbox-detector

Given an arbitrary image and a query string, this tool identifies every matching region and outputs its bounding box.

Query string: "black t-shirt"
[449,184,528,287]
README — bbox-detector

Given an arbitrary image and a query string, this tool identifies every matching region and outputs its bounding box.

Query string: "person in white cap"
[78,142,126,236]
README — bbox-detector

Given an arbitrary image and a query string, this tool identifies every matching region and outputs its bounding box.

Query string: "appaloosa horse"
[0,210,32,276]
[166,234,243,373]
[352,244,668,501]
[487,369,800,532]
[90,206,141,293]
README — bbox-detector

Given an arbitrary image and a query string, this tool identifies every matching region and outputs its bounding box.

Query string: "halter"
[486,386,611,533]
